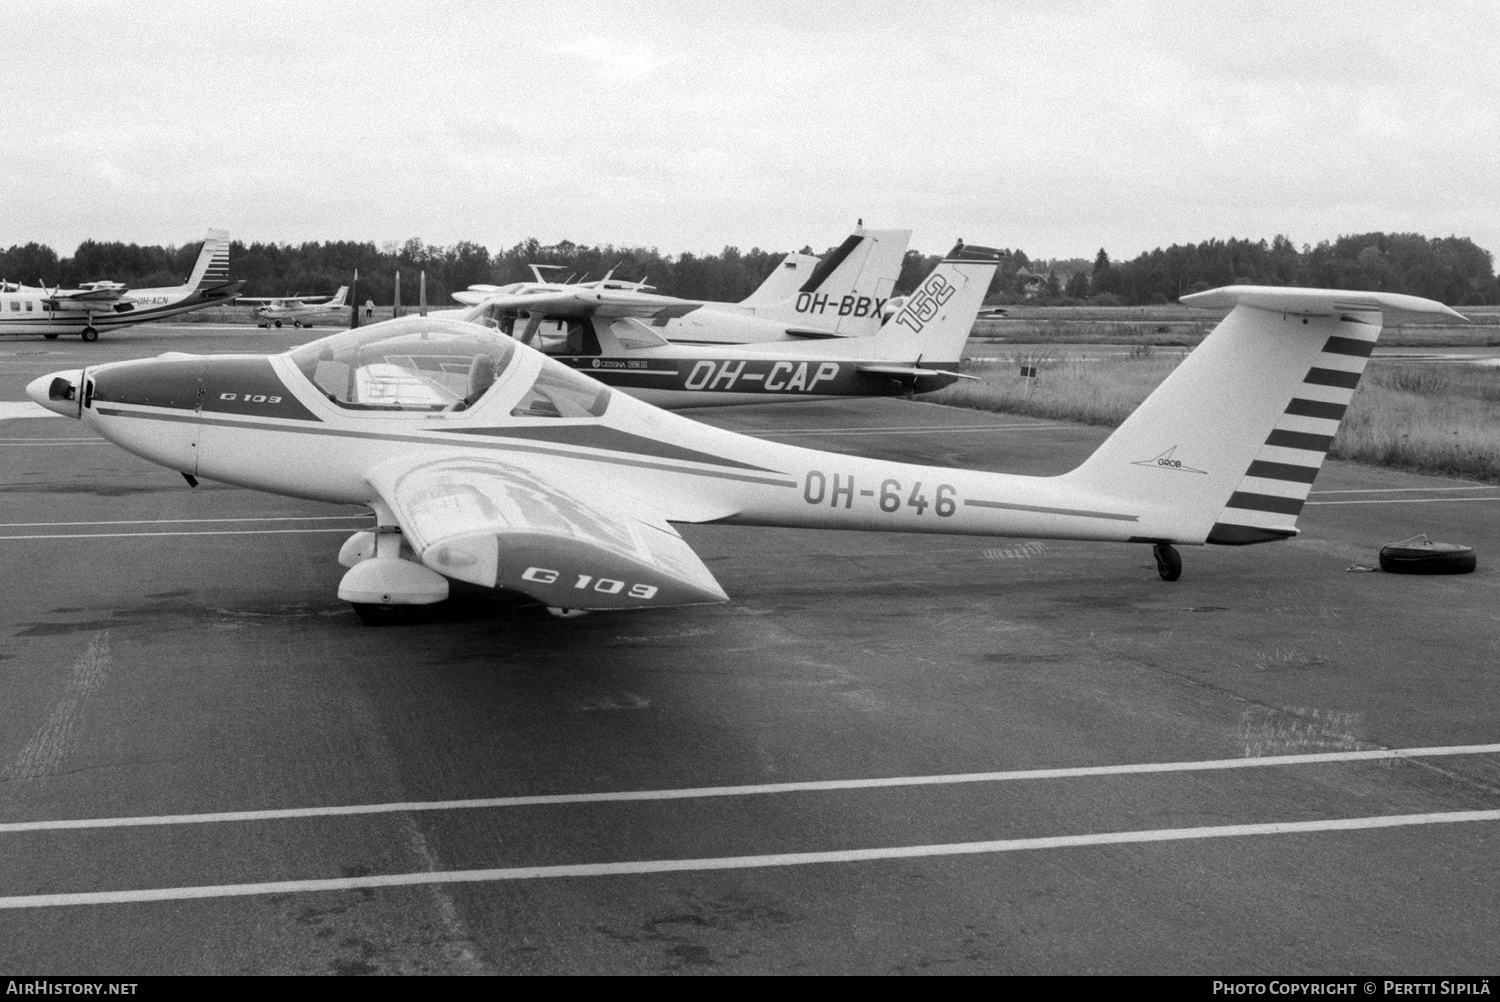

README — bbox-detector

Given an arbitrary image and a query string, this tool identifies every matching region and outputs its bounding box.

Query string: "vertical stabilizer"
[328,286,350,308]
[741,252,823,306]
[1059,286,1467,545]
[874,243,1002,366]
[752,227,911,335]
[186,229,232,290]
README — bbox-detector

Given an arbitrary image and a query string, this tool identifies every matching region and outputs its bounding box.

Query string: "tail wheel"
[1153,543,1182,581]
[80,327,99,343]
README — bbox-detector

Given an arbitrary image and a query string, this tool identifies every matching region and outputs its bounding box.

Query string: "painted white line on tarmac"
[4,809,1498,909]
[1306,497,1500,507]
[4,743,1496,835]
[746,423,1061,437]
[0,528,365,541]
[0,402,55,420]
[0,515,370,529]
[1310,486,1498,495]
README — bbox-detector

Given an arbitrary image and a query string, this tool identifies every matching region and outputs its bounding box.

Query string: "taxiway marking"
[0,515,370,529]
[1305,497,1500,506]
[0,528,370,541]
[746,422,1061,438]
[4,809,1497,909]
[1310,486,1498,495]
[4,742,1496,834]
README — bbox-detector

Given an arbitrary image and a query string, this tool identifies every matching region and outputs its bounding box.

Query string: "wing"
[366,455,728,610]
[457,287,704,319]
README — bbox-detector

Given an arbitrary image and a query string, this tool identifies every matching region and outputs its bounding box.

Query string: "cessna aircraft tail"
[740,252,823,306]
[327,286,350,308]
[752,227,910,335]
[1058,287,1467,548]
[874,243,1001,366]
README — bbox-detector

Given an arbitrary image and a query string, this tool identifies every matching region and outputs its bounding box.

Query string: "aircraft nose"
[26,369,85,417]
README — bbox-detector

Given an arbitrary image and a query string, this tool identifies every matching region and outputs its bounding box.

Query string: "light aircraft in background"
[453,225,911,346]
[241,286,350,328]
[464,243,1002,408]
[29,285,1463,623]
[0,229,241,342]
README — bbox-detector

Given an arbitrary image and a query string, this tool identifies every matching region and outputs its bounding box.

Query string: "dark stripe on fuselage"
[1265,429,1334,452]
[90,356,322,421]
[1321,335,1376,358]
[1245,460,1321,484]
[90,407,798,488]
[964,498,1138,522]
[1304,367,1363,389]
[552,356,946,398]
[1206,523,1298,545]
[445,424,778,472]
[1284,398,1347,420]
[1224,491,1305,515]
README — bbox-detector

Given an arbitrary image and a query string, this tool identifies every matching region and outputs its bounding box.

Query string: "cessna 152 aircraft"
[242,286,350,328]
[463,242,1002,407]
[28,285,1462,624]
[454,225,910,346]
[0,229,241,341]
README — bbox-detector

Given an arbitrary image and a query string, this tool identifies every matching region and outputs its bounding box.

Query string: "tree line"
[2,230,1495,307]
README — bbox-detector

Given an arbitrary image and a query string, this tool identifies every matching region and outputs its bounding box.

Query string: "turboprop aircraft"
[242,286,350,328]
[27,285,1463,624]
[454,225,911,346]
[0,229,241,342]
[463,242,1002,407]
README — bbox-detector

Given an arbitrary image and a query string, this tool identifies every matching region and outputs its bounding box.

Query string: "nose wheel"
[1153,543,1182,581]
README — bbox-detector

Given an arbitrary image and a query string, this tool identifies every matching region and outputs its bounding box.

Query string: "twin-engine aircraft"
[241,286,350,328]
[29,285,1462,624]
[457,225,910,346]
[0,229,241,342]
[464,243,1002,408]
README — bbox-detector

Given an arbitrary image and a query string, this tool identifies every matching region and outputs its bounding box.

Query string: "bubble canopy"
[286,316,609,417]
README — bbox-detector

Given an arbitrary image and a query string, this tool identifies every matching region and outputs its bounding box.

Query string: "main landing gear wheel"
[274,320,283,328]
[1153,542,1182,581]
[1378,536,1477,575]
[43,333,59,340]
[80,327,98,343]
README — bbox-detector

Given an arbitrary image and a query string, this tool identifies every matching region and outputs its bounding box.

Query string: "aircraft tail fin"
[740,252,823,306]
[753,227,911,335]
[1059,286,1466,546]
[874,243,1003,366]
[186,229,232,291]
[328,286,350,308]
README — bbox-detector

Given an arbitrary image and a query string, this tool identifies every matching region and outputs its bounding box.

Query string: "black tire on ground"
[274,320,282,328]
[1378,541,1477,575]
[1153,542,1183,582]
[80,327,98,342]
[43,333,59,340]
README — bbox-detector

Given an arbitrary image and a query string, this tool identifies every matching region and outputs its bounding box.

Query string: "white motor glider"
[28,285,1463,623]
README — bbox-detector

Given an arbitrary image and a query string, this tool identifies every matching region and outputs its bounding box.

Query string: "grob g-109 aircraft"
[241,286,350,328]
[464,243,1003,407]
[29,285,1462,624]
[0,229,241,341]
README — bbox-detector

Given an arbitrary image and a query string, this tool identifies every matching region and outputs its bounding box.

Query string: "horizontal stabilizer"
[1180,285,1468,323]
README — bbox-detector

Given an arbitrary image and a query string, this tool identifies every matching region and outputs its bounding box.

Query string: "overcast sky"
[4,1,1497,264]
